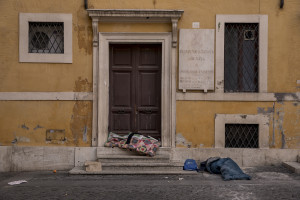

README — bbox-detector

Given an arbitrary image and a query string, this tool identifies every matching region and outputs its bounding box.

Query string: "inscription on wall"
[179,29,215,92]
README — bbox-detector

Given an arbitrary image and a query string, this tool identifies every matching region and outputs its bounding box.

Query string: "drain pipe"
[84,0,88,10]
[280,0,284,9]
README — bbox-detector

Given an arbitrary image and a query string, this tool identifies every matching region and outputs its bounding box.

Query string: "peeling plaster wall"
[176,102,270,148]
[0,0,300,149]
[177,102,300,149]
[0,101,92,147]
[0,1,94,147]
[272,102,300,149]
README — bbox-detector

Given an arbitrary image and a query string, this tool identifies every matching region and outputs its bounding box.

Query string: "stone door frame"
[87,9,183,148]
[97,32,175,148]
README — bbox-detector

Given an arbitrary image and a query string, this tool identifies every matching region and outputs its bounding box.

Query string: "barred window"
[29,22,64,54]
[224,23,259,93]
[225,124,259,148]
[19,13,72,63]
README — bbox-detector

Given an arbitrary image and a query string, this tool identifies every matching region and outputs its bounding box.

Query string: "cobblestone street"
[0,166,299,200]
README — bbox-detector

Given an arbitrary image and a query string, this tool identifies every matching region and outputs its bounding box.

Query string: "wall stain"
[153,0,157,8]
[46,129,66,142]
[11,136,30,144]
[257,107,273,114]
[21,124,29,130]
[70,77,93,146]
[176,133,192,148]
[276,108,287,149]
[11,138,17,144]
[16,136,30,143]
[272,103,276,147]
[74,24,93,55]
[281,130,286,149]
[275,93,300,102]
[33,125,43,130]
[70,101,92,146]
[83,125,88,142]
[240,115,247,119]
[217,80,224,86]
[74,77,92,92]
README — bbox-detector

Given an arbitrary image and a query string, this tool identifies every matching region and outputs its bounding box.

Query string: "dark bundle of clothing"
[199,157,251,181]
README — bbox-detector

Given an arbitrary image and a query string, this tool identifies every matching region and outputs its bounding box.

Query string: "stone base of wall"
[0,146,97,172]
[0,146,299,172]
[171,148,300,167]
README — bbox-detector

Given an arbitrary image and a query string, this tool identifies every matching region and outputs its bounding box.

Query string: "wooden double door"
[109,44,162,139]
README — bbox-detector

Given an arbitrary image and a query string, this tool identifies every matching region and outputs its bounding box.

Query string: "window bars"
[225,124,259,148]
[224,23,259,92]
[29,22,64,54]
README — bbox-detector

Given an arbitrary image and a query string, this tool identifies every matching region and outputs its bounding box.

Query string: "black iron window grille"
[225,124,259,148]
[29,22,64,54]
[224,23,259,92]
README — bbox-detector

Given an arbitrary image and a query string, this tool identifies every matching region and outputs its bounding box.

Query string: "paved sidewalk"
[0,166,299,200]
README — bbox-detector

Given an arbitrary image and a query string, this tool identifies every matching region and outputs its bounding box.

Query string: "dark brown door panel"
[138,72,160,107]
[111,113,133,135]
[111,72,132,107]
[112,46,133,66]
[109,44,161,139]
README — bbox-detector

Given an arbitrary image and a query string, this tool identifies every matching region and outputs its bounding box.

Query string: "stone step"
[98,154,170,163]
[69,166,198,175]
[283,162,300,174]
[97,147,171,158]
[101,162,183,171]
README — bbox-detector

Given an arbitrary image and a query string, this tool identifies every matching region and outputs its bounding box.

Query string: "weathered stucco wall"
[0,0,93,146]
[0,0,299,148]
[0,101,92,146]
[176,101,300,149]
[0,0,93,92]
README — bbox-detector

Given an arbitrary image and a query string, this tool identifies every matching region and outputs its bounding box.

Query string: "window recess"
[19,13,72,63]
[225,124,259,148]
[224,23,259,93]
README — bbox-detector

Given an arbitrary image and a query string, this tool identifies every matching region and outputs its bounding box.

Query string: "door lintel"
[88,9,184,48]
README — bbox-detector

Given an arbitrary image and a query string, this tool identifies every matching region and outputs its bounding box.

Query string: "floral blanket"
[104,132,161,157]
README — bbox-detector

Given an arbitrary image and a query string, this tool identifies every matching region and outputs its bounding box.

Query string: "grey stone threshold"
[69,166,198,175]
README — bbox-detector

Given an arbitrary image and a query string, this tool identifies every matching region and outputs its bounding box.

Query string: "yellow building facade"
[0,0,299,172]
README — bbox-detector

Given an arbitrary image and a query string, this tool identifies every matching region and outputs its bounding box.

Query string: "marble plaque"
[179,29,215,92]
